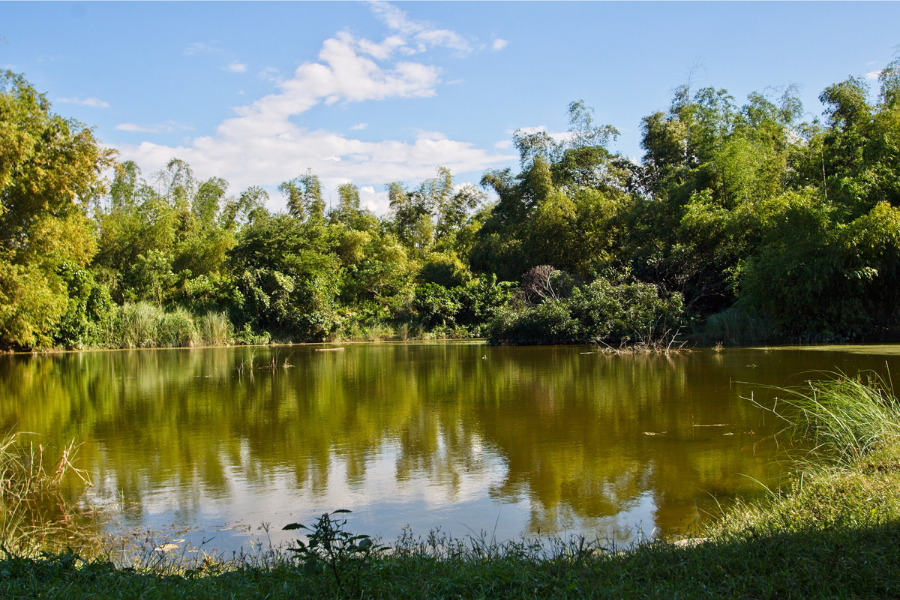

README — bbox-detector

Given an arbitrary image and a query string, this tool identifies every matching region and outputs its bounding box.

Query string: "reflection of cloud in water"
[97,436,522,551]
[95,435,667,552]
[1,344,827,554]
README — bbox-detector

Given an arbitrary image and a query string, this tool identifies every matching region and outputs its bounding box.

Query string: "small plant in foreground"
[283,509,385,596]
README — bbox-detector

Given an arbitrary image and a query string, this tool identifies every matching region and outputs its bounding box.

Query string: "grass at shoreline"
[3,484,899,599]
[3,372,900,598]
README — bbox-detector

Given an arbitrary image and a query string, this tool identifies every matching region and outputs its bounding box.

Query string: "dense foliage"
[3,57,900,350]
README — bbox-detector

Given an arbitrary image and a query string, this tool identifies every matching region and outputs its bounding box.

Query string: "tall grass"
[0,434,92,554]
[197,311,232,346]
[102,303,239,348]
[751,370,900,465]
[115,302,159,347]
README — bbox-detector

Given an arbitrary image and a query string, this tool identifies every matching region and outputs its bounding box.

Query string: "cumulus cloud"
[228,62,248,73]
[866,70,883,80]
[116,2,513,213]
[492,38,508,51]
[57,96,109,108]
[350,123,368,131]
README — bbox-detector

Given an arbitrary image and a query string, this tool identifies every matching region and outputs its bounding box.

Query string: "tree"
[0,71,114,348]
[388,181,432,253]
[280,169,325,222]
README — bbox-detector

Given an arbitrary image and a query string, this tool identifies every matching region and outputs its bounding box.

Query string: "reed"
[197,311,233,346]
[0,434,92,554]
[750,370,900,465]
[115,302,159,347]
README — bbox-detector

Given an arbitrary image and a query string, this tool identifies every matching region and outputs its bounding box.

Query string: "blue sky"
[2,1,899,213]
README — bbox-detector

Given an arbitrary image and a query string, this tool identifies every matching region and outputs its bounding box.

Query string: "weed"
[747,370,900,465]
[0,434,93,555]
[283,510,385,596]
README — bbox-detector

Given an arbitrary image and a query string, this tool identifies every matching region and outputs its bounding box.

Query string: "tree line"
[2,57,900,350]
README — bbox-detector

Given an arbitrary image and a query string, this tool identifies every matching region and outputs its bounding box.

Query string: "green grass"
[3,372,900,598]
[750,369,900,466]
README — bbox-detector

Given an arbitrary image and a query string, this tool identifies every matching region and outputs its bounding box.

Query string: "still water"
[3,342,898,551]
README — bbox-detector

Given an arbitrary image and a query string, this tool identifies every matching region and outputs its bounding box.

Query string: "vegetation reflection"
[0,345,840,540]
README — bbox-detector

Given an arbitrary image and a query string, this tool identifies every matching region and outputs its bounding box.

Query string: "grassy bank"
[3,373,900,598]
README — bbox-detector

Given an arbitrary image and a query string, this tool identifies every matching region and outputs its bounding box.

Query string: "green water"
[2,342,897,551]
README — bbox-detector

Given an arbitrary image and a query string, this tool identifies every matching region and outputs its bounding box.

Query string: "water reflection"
[2,343,897,550]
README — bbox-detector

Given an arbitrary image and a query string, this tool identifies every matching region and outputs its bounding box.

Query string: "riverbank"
[1,455,898,599]
[2,372,900,598]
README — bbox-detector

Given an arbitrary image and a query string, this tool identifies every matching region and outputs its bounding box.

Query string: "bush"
[702,307,772,344]
[107,302,203,348]
[52,263,114,349]
[490,275,685,346]
[157,308,197,347]
[488,300,579,345]
[569,278,685,344]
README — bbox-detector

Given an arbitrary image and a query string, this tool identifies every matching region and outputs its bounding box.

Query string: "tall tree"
[279,169,325,222]
[0,71,114,348]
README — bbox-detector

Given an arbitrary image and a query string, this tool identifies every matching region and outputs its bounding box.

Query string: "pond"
[2,342,898,553]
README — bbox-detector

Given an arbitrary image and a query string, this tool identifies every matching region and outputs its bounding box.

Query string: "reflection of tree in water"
[470,350,788,535]
[0,345,871,538]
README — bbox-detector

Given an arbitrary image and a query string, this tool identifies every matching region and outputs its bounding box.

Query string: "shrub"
[157,308,198,347]
[490,275,685,346]
[488,300,579,345]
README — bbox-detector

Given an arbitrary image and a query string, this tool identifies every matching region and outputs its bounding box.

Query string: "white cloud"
[258,67,283,83]
[116,121,192,134]
[515,125,572,145]
[357,35,407,61]
[866,70,883,80]
[350,123,368,131]
[492,38,508,51]
[368,1,472,56]
[116,123,150,133]
[57,96,109,108]
[115,3,513,214]
[184,41,222,56]
[228,62,247,73]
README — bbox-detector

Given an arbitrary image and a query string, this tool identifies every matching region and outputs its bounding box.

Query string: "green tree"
[280,169,325,223]
[228,212,341,339]
[388,181,433,254]
[0,71,114,348]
